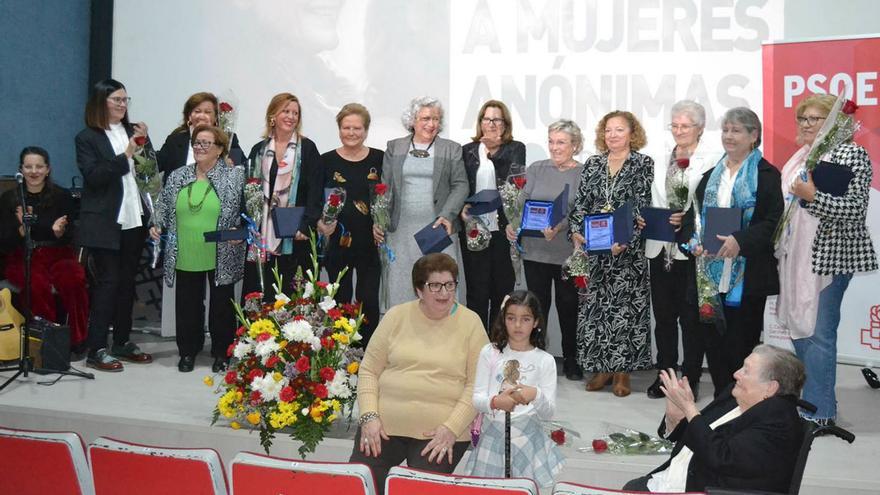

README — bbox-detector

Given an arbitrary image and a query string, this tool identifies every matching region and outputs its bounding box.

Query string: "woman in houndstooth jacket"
[782,94,878,425]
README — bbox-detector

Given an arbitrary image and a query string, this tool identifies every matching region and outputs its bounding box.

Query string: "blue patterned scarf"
[701,149,761,306]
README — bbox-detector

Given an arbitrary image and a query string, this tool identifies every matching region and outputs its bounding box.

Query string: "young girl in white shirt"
[465,290,564,486]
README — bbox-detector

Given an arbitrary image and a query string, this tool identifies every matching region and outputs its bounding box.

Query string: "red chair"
[552,481,704,494]
[0,426,94,495]
[88,437,228,495]
[230,451,376,495]
[385,466,539,494]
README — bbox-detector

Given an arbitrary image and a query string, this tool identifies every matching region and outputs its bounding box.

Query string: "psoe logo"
[860,305,880,351]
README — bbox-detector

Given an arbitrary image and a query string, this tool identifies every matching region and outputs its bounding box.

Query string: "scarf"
[261,135,300,253]
[475,143,499,231]
[701,149,760,307]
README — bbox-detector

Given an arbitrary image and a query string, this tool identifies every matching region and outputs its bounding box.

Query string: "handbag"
[470,346,502,446]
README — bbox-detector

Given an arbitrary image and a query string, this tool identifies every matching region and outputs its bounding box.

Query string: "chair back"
[385,466,538,494]
[230,451,376,495]
[0,426,94,495]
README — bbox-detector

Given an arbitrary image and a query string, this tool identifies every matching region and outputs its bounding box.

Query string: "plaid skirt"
[464,413,565,487]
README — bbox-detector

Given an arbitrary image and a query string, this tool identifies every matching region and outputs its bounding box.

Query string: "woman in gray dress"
[372,97,469,309]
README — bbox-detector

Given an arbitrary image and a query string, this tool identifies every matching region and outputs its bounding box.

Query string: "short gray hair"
[401,96,444,133]
[671,100,706,128]
[547,119,584,155]
[752,344,806,397]
[721,107,762,148]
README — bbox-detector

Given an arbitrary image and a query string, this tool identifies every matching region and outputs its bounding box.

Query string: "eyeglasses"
[796,116,826,126]
[481,117,505,126]
[667,123,697,131]
[192,140,217,150]
[424,281,458,293]
[108,96,131,106]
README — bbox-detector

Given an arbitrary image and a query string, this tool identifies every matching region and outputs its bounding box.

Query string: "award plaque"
[521,200,553,232]
[585,214,614,251]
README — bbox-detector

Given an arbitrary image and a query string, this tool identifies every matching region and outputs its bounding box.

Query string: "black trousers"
[86,226,146,353]
[649,252,703,380]
[326,253,381,347]
[175,269,235,359]
[703,294,767,396]
[523,259,579,368]
[349,427,470,495]
[242,239,312,303]
[459,230,516,331]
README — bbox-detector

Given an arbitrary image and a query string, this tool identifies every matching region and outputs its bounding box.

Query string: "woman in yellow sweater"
[350,253,488,493]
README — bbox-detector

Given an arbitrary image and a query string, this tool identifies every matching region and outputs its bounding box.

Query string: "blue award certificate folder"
[584,202,633,253]
[812,160,854,197]
[203,229,249,242]
[519,184,569,238]
[641,207,676,242]
[703,207,742,254]
[465,189,502,216]
[271,207,306,239]
[414,221,452,255]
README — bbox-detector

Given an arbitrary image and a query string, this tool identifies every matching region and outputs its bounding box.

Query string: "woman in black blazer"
[75,79,154,372]
[241,92,322,299]
[458,100,525,330]
[157,92,244,181]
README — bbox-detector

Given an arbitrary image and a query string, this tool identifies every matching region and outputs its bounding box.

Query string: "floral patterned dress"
[569,151,654,372]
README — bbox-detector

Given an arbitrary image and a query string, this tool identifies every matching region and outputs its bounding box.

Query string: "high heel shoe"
[586,372,613,391]
[862,368,880,389]
[612,372,631,397]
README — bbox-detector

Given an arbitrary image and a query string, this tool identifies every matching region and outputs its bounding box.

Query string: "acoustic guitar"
[0,288,25,360]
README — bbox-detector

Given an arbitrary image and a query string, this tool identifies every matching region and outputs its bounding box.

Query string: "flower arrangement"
[132,136,162,267]
[499,170,527,281]
[684,199,725,325]
[217,91,239,142]
[465,217,491,251]
[243,174,267,292]
[322,188,347,225]
[666,158,690,211]
[562,248,590,294]
[370,183,394,308]
[211,236,364,457]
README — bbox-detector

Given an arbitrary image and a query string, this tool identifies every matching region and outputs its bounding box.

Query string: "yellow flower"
[347,362,359,374]
[203,376,214,386]
[330,399,342,412]
[248,319,278,339]
[273,299,286,310]
[310,408,324,423]
[331,333,350,345]
[246,411,262,425]
[230,421,241,430]
[334,317,354,334]
[273,372,283,382]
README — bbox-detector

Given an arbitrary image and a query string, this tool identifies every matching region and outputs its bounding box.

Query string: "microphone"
[15,172,24,184]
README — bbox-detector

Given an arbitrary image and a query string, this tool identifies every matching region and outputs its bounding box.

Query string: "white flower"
[254,339,281,360]
[251,373,287,402]
[302,282,314,299]
[281,320,313,342]
[302,407,310,416]
[319,296,337,312]
[274,292,290,305]
[311,340,322,352]
[327,282,340,297]
[232,341,252,359]
[327,371,352,399]
[351,331,362,342]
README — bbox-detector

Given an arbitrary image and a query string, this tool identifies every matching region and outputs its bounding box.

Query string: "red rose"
[573,275,588,289]
[676,158,690,170]
[133,136,146,146]
[279,386,297,402]
[550,428,566,445]
[266,355,281,368]
[320,367,336,382]
[591,439,608,453]
[247,369,264,382]
[842,99,859,115]
[313,383,329,399]
[249,390,262,404]
[219,102,233,113]
[295,356,311,373]
[328,194,341,207]
[327,307,343,320]
[244,292,263,300]
[374,183,388,195]
[699,303,715,319]
[246,178,261,185]
[224,371,237,384]
[468,228,479,238]
[512,176,527,189]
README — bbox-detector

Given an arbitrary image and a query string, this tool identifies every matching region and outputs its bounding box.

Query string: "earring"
[187,119,192,126]
[270,117,276,127]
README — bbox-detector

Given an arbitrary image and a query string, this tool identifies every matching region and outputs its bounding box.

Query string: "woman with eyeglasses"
[644,101,720,400]
[242,93,322,300]
[157,92,245,182]
[776,94,877,426]
[458,100,526,330]
[351,253,488,494]
[75,78,154,372]
[373,96,469,310]
[150,125,245,373]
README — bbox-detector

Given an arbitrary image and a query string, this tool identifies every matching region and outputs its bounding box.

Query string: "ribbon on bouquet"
[148,231,175,269]
[241,212,269,293]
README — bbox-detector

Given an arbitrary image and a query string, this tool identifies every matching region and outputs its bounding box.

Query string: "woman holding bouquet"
[150,126,245,373]
[507,120,583,381]
[569,111,653,396]
[75,78,154,372]
[680,107,783,396]
[777,94,877,425]
[644,101,719,400]
[373,96,468,310]
[459,100,526,330]
[316,103,384,345]
[242,93,322,299]
[157,92,244,180]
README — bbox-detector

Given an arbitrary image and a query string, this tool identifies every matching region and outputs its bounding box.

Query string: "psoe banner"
[762,34,880,365]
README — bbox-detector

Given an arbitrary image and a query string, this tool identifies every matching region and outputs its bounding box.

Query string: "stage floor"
[1,332,878,494]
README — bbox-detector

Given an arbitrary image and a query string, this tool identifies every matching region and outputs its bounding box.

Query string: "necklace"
[186,180,214,213]
[602,156,625,213]
[409,136,437,158]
